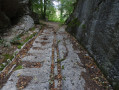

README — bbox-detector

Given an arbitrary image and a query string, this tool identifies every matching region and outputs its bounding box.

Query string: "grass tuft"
[15,65,23,70]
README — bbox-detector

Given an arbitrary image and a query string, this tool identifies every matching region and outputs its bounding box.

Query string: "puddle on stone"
[22,61,41,68]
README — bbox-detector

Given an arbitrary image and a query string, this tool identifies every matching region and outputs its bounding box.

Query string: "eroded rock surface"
[66,0,119,89]
[3,15,34,42]
[0,0,39,33]
[1,22,112,90]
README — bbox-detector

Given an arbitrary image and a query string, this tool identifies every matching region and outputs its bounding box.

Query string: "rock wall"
[0,0,39,33]
[66,0,119,89]
[3,15,34,42]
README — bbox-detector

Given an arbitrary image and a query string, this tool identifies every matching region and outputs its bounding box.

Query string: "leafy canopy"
[30,0,76,22]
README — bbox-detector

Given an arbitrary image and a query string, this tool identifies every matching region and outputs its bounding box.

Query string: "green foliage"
[0,54,14,71]
[15,65,23,70]
[10,36,22,45]
[58,0,76,22]
[30,0,76,22]
[17,45,22,49]
[3,54,14,61]
[0,63,6,71]
[17,32,36,49]
[24,33,36,43]
[1,63,7,67]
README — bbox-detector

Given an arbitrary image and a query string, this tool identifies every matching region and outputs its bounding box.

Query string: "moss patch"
[24,33,36,43]
[3,54,14,61]
[68,18,81,27]
[29,27,36,31]
[0,54,14,71]
[17,32,37,49]
[15,65,23,70]
[82,24,86,29]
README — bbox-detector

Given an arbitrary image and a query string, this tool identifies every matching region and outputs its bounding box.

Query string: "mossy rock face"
[82,24,86,29]
[67,18,81,36]
[67,0,119,89]
[68,18,81,27]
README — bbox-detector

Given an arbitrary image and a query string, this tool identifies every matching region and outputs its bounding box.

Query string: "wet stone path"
[1,22,112,90]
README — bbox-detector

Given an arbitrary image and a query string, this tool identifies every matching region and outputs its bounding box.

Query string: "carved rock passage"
[56,27,86,90]
[66,0,119,88]
[1,22,112,90]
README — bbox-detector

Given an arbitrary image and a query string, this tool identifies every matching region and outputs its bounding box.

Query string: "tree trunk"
[43,0,46,20]
[60,8,63,21]
[40,0,43,18]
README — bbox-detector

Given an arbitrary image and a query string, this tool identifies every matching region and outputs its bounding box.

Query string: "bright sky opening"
[53,1,60,7]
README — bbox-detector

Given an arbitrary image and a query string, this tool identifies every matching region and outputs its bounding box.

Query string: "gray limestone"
[66,0,119,89]
[2,25,86,90]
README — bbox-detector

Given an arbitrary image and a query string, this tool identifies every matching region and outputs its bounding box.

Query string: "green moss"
[0,63,8,71]
[15,65,23,70]
[57,58,65,63]
[0,54,14,71]
[82,24,86,29]
[68,18,81,27]
[10,36,22,45]
[3,54,14,61]
[17,33,36,49]
[17,42,24,49]
[62,76,66,81]
[24,33,36,43]
[17,45,22,49]
[62,65,64,69]
[0,64,5,71]
[30,27,36,31]
[1,63,6,67]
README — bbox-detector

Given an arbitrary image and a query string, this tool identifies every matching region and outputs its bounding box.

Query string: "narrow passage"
[1,22,112,90]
